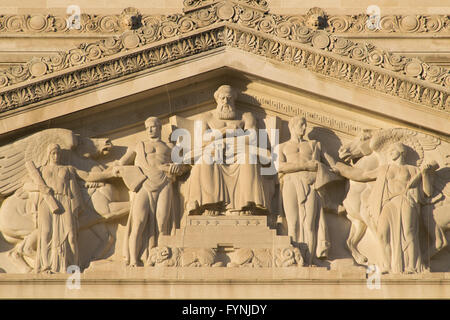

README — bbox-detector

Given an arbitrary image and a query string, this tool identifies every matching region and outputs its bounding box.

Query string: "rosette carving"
[328,15,350,33]
[275,22,292,38]
[99,15,120,33]
[5,15,25,32]
[274,247,303,267]
[178,17,196,33]
[66,48,87,66]
[45,53,66,73]
[53,16,68,32]
[27,15,50,32]
[292,25,313,43]
[160,21,179,38]
[425,15,444,32]
[27,59,48,78]
[384,53,407,72]
[367,48,385,66]
[0,3,448,116]
[85,44,104,61]
[0,10,448,36]
[349,43,369,61]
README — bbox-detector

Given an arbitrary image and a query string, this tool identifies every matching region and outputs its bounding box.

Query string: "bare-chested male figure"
[116,117,183,267]
[278,116,332,265]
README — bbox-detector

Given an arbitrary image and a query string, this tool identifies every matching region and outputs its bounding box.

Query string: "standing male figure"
[116,117,183,267]
[278,116,335,265]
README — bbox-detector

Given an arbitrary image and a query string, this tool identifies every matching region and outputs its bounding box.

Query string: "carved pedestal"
[157,216,301,268]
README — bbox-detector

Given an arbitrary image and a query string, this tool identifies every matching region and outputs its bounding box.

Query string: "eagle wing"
[0,128,78,197]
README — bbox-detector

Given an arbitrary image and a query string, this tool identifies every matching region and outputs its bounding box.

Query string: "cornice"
[0,1,448,115]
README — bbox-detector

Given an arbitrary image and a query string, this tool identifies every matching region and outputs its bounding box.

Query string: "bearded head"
[214,85,238,120]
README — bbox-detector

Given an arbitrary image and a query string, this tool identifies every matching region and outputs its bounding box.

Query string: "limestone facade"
[0,0,448,298]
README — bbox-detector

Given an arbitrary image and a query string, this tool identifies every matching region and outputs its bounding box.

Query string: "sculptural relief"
[114,117,189,267]
[336,128,449,273]
[179,85,270,216]
[34,143,118,274]
[0,128,128,273]
[278,116,340,265]
[334,143,437,273]
[0,0,450,301]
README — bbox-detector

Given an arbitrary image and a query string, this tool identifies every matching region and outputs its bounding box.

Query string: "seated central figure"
[185,85,268,216]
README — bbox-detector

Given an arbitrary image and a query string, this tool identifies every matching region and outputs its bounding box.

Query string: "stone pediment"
[0,0,448,137]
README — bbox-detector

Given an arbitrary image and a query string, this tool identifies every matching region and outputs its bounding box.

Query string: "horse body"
[339,150,380,264]
[338,129,450,265]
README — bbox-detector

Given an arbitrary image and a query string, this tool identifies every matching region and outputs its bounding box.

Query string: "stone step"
[160,215,291,249]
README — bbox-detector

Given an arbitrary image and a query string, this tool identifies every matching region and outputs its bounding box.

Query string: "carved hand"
[220,125,242,137]
[306,160,319,172]
[330,164,340,175]
[423,160,439,172]
[169,163,181,175]
[112,166,122,177]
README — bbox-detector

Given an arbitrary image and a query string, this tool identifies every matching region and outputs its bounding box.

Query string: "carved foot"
[352,253,368,266]
[187,201,201,215]
[404,268,418,274]
[38,267,53,274]
[212,262,225,267]
[128,259,144,268]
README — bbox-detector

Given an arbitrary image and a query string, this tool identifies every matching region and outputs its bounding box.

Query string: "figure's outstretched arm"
[333,162,378,182]
[117,146,136,166]
[75,167,117,182]
[421,161,439,197]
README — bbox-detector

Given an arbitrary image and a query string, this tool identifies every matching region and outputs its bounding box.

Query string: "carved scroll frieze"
[328,14,450,34]
[0,25,448,116]
[183,0,269,12]
[223,26,449,111]
[1,9,448,35]
[0,3,448,88]
[0,28,225,111]
[0,2,448,115]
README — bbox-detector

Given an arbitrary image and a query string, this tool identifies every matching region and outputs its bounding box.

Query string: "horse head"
[75,136,113,159]
[338,129,374,163]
